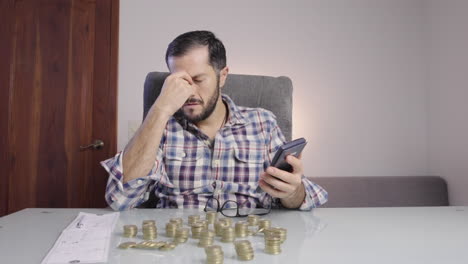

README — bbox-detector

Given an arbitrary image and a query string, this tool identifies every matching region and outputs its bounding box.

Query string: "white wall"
[118,0,429,178]
[426,0,468,205]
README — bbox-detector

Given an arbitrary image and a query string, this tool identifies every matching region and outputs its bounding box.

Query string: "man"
[102,30,327,211]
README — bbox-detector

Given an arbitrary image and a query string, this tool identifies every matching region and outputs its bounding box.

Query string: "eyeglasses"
[203,196,272,218]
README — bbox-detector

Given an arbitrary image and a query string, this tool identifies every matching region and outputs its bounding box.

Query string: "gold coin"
[118,241,137,249]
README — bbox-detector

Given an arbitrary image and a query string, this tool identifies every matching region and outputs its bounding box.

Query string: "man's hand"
[151,71,196,118]
[259,155,306,209]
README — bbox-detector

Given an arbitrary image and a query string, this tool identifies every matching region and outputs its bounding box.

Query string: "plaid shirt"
[101,94,328,211]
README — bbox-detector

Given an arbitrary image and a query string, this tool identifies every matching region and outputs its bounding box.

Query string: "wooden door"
[0,0,118,216]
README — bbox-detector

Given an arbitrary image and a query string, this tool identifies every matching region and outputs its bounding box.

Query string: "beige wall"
[426,0,468,205]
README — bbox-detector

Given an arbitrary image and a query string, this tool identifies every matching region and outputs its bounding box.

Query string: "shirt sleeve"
[265,115,328,211]
[101,147,166,211]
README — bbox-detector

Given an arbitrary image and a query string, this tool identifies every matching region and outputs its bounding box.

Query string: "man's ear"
[219,66,229,88]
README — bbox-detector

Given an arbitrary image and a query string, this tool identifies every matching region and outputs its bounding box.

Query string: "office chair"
[139,71,293,208]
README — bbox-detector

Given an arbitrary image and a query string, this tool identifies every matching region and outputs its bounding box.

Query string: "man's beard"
[175,74,220,123]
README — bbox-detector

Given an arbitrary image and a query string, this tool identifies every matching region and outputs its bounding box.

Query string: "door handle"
[80,139,104,150]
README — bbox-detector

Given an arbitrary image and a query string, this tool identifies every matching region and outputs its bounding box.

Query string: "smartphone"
[270,138,307,172]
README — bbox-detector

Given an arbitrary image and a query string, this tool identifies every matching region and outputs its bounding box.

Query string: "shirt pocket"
[164,146,204,191]
[233,141,265,185]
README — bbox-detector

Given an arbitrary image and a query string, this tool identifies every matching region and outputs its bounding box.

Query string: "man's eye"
[194,79,203,83]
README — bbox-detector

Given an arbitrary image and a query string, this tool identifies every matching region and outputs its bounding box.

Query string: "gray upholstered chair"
[139,71,293,208]
[143,72,293,141]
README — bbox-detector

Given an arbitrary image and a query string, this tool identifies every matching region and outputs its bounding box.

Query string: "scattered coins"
[198,230,215,248]
[118,241,137,249]
[235,240,255,261]
[205,245,224,264]
[123,225,138,237]
[160,242,177,251]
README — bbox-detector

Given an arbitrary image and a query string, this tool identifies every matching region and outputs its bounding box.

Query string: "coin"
[159,242,177,251]
[118,241,137,249]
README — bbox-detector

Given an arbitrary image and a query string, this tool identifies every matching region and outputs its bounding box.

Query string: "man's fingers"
[266,166,290,183]
[261,173,294,193]
[286,155,303,174]
[259,179,286,198]
[173,71,194,85]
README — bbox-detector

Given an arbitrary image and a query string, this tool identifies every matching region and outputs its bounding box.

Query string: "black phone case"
[271,138,307,172]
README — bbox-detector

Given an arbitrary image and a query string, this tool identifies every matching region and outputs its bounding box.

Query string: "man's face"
[168,46,222,123]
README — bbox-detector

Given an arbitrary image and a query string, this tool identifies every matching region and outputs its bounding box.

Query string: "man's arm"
[122,72,195,183]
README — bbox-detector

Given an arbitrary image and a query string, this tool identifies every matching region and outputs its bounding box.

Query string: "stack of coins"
[188,215,200,226]
[197,230,215,248]
[205,245,224,264]
[235,221,248,238]
[205,211,218,225]
[191,221,205,239]
[220,226,235,243]
[247,215,259,226]
[258,219,271,234]
[170,218,183,228]
[214,220,229,236]
[199,219,209,230]
[123,225,138,237]
[221,218,233,227]
[234,240,255,261]
[166,222,178,237]
[174,227,190,244]
[142,222,157,240]
[270,227,287,243]
[264,235,282,255]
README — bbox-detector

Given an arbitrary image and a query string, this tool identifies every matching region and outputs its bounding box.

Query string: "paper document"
[41,212,119,264]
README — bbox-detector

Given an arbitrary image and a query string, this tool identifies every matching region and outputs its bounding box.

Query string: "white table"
[1,207,467,264]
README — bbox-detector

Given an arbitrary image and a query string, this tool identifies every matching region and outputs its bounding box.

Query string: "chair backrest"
[143,72,293,141]
[312,176,449,207]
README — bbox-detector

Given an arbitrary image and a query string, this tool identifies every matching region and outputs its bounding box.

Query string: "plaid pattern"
[102,94,328,211]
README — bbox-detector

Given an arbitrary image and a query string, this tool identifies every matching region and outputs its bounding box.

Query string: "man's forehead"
[168,46,213,76]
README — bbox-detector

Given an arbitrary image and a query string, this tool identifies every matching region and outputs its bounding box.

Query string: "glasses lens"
[238,207,270,216]
[221,200,238,217]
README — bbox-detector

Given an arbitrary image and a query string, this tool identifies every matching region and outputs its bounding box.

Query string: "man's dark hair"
[165,30,226,72]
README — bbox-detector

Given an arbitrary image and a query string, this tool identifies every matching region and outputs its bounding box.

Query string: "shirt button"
[137,179,143,185]
[213,160,220,166]
[181,152,186,158]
